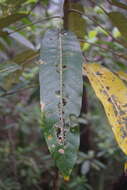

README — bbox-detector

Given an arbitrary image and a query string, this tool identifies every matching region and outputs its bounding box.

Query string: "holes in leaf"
[56,127,61,137]
[53,122,68,145]
[108,97,112,103]
[62,98,67,106]
[62,65,67,70]
[55,126,66,145]
[95,71,102,76]
[106,86,110,90]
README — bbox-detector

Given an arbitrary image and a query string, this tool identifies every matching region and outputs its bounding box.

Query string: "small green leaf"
[83,43,90,51]
[88,30,98,39]
[6,29,35,49]
[0,50,39,90]
[112,27,121,38]
[108,11,127,40]
[11,50,39,67]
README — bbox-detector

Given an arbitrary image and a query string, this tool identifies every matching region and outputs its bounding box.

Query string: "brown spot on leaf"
[62,98,67,106]
[96,71,103,76]
[120,127,127,139]
[108,97,112,103]
[63,65,67,69]
[106,86,110,90]
[119,110,125,116]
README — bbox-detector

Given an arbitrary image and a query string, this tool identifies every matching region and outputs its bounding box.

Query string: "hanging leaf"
[39,29,83,177]
[0,62,21,90]
[11,49,39,67]
[84,63,127,155]
[5,28,35,49]
[0,50,39,90]
[108,11,127,40]
[0,13,27,30]
[0,50,38,74]
[64,0,86,47]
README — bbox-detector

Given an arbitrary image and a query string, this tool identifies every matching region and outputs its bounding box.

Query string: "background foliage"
[1,0,127,189]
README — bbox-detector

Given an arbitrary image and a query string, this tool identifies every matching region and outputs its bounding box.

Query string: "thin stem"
[8,16,63,36]
[68,8,83,15]
[67,8,127,49]
[0,84,38,97]
[52,168,60,190]
[59,31,64,144]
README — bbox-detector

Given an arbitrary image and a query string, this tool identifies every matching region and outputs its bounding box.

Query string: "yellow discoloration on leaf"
[124,161,127,173]
[64,175,70,181]
[47,135,53,140]
[116,71,127,82]
[84,63,127,155]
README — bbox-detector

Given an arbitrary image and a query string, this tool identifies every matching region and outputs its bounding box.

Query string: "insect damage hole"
[62,98,67,106]
[62,65,67,70]
[54,123,67,145]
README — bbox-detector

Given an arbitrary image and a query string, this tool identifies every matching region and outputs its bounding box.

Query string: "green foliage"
[0,13,28,29]
[64,1,86,40]
[39,29,83,176]
[1,0,127,189]
[108,11,127,40]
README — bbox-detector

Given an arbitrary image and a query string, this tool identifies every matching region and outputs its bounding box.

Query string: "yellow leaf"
[84,63,127,155]
[115,71,127,82]
[124,161,127,173]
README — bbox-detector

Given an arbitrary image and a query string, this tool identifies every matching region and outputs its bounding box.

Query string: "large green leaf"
[39,29,83,177]
[108,11,127,40]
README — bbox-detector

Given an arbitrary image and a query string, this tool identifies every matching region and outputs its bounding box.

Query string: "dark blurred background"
[0,0,127,189]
